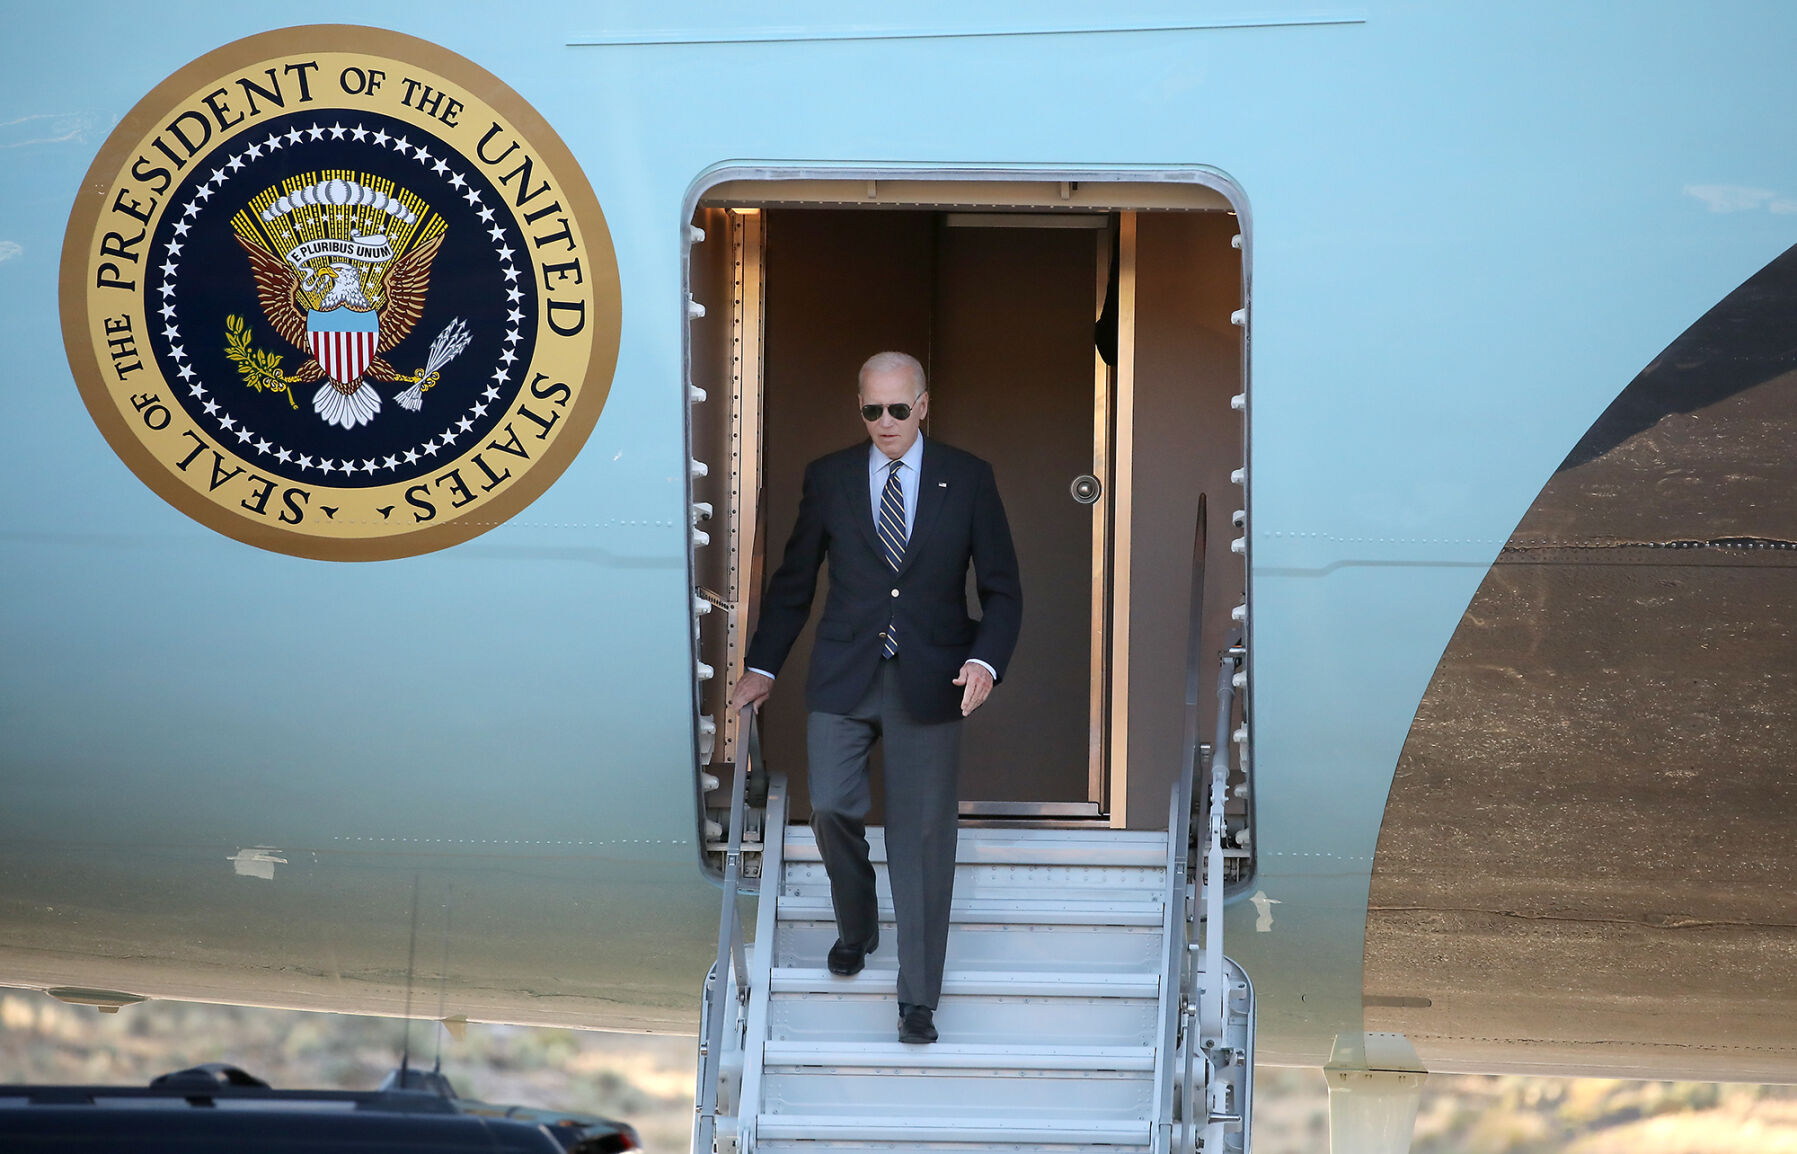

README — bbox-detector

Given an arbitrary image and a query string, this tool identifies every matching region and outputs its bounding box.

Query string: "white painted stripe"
[570,16,1367,48]
[310,329,376,385]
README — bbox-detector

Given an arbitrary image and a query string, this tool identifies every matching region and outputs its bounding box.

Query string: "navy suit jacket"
[745,438,1023,724]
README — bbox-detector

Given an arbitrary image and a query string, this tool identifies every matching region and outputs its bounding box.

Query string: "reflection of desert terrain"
[1254,1067,1797,1154]
[0,989,697,1154]
[6,990,1797,1153]
[1369,313,1797,1079]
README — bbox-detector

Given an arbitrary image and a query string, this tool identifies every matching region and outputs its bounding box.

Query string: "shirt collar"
[870,435,924,476]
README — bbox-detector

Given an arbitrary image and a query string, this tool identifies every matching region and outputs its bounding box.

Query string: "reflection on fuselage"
[1368,242,1797,1082]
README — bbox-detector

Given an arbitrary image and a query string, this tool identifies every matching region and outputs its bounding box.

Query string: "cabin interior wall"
[757,210,936,819]
[1121,211,1246,828]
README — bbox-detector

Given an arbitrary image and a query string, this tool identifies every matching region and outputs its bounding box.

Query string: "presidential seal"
[61,26,620,560]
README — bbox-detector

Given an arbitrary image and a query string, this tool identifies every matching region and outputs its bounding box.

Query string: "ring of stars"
[154,118,529,481]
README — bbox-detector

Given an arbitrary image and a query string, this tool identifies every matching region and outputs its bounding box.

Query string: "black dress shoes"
[898,1004,937,1044]
[825,930,878,976]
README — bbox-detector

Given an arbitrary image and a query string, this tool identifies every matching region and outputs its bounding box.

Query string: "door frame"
[681,164,1253,829]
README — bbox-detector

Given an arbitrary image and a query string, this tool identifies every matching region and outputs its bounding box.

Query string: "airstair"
[696,692,1253,1152]
[695,504,1253,1154]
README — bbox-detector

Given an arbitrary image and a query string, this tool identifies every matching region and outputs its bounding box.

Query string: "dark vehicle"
[0,1062,642,1153]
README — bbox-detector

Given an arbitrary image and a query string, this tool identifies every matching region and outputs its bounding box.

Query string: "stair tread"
[764,1041,1155,1071]
[776,892,1164,926]
[724,821,1179,1153]
[785,827,1167,868]
[755,1115,1154,1144]
[747,1143,1142,1150]
[786,827,1168,843]
[770,967,1158,997]
[780,882,1167,906]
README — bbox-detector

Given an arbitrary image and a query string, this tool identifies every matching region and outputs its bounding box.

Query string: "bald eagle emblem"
[230,176,469,429]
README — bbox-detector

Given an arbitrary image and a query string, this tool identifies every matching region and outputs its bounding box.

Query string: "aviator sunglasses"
[860,399,922,421]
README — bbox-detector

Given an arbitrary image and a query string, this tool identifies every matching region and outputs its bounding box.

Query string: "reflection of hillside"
[1415,1076,1797,1154]
[1567,1100,1797,1154]
[6,988,1797,1154]
[1252,1067,1797,1154]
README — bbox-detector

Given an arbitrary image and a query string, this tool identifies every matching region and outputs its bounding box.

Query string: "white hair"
[858,351,927,397]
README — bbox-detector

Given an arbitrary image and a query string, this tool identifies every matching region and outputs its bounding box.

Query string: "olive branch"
[224,315,300,410]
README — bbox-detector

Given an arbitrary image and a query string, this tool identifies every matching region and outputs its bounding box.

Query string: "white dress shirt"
[869,436,923,539]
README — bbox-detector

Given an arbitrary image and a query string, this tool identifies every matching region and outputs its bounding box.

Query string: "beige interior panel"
[1120,211,1246,827]
[758,210,937,817]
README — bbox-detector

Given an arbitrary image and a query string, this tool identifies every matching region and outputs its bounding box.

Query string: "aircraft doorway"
[928,217,1106,814]
[688,176,1247,831]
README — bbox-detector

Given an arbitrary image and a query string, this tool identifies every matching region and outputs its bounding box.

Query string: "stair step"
[770,968,1158,999]
[720,820,1181,1154]
[756,1145,1151,1154]
[755,1115,1155,1146]
[764,1042,1155,1072]
[785,827,1167,869]
[769,993,1158,1047]
[780,861,1166,905]
[762,1066,1152,1118]
[775,893,1163,926]
[773,919,1163,973]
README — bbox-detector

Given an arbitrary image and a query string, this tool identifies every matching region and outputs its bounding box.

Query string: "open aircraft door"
[685,170,1250,840]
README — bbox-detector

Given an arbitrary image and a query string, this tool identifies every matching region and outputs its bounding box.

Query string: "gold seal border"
[60,24,622,562]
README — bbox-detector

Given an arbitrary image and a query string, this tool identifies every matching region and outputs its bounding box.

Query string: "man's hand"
[730,671,774,713]
[952,662,995,717]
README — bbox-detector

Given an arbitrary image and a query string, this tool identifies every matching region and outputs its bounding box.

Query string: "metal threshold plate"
[959,800,1104,818]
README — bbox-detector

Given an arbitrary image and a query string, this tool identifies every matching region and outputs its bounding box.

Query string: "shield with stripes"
[307,306,381,386]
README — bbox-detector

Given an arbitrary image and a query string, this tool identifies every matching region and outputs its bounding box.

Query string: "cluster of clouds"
[261,178,417,224]
[1684,184,1797,214]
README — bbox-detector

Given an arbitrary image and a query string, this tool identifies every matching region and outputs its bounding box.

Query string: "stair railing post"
[694,705,763,1154]
[1180,649,1247,1153]
[1155,773,1191,1154]
[734,768,787,1154]
[1201,654,1235,1045]
[692,961,720,1154]
[1157,495,1208,1154]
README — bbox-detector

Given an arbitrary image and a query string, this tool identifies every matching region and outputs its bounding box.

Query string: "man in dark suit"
[730,351,1022,1045]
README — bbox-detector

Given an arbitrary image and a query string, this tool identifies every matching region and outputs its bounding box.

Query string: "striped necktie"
[878,459,906,657]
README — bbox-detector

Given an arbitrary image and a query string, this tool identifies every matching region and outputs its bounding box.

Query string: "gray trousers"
[807,659,961,1010]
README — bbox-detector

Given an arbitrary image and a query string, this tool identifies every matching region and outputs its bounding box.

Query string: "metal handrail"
[1153,496,1207,1154]
[1156,487,1256,1154]
[1173,647,1246,1154]
[693,705,764,1154]
[733,772,787,1154]
[1154,750,1194,1154]
[1201,650,1237,1042]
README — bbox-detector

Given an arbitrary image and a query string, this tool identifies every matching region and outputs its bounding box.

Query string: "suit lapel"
[840,448,882,556]
[897,439,947,577]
